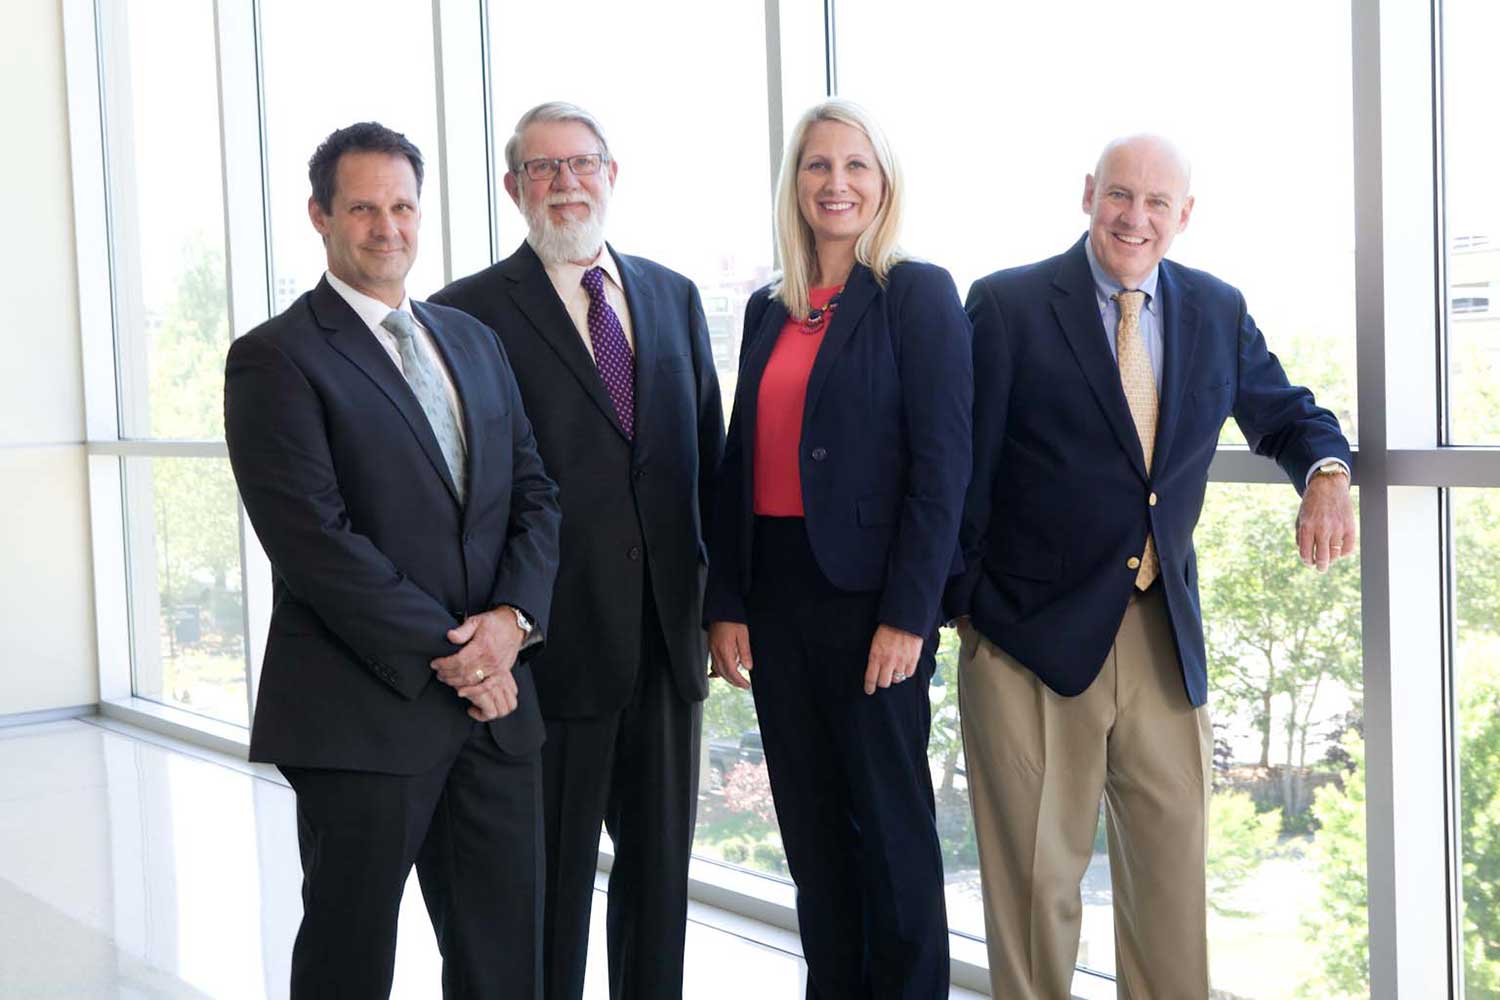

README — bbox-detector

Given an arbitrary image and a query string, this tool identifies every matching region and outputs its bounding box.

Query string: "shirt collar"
[1083,237,1160,314]
[540,243,623,296]
[324,270,416,334]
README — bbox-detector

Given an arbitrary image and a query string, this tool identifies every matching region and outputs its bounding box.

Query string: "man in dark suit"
[947,134,1356,999]
[224,122,560,999]
[431,102,724,1000]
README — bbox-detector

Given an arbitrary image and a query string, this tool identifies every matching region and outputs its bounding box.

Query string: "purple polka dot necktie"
[581,265,635,439]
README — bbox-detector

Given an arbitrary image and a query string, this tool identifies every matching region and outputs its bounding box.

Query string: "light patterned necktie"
[581,266,635,439]
[381,310,468,504]
[1114,290,1158,590]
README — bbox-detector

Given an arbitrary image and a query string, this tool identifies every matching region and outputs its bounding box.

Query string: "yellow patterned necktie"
[1114,290,1158,590]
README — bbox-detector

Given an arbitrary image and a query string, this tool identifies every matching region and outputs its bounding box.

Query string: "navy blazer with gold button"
[945,236,1351,706]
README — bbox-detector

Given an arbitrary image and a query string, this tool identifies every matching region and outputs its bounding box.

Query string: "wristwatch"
[510,606,534,637]
[1313,460,1349,480]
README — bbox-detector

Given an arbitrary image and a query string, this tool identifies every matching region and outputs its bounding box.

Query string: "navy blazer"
[225,277,561,773]
[946,236,1352,707]
[705,260,973,637]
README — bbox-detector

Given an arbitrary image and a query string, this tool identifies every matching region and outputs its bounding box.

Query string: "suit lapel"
[1151,261,1199,473]
[312,279,461,503]
[500,242,629,440]
[803,264,878,421]
[614,247,656,443]
[413,300,484,515]
[734,292,790,458]
[1049,240,1149,479]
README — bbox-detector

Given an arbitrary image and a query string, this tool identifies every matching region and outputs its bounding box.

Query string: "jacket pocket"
[856,493,899,527]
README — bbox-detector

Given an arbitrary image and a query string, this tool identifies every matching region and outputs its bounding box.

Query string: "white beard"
[524,192,609,266]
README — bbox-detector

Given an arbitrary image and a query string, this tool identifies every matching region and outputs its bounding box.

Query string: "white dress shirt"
[324,270,467,448]
[536,245,635,356]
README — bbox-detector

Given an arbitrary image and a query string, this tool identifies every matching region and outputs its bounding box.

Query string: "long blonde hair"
[772,99,906,320]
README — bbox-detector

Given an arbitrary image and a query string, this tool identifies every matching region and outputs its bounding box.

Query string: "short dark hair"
[308,122,424,213]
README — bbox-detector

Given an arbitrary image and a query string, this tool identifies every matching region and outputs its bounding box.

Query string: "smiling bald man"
[946,134,1356,999]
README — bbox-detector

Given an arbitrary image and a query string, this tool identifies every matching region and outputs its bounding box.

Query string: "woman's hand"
[708,621,754,690]
[864,624,922,695]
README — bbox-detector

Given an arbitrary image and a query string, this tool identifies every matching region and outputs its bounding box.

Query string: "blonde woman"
[704,99,972,998]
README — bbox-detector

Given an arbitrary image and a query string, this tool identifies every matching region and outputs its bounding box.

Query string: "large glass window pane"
[837,0,1357,447]
[1198,483,1366,999]
[696,686,787,878]
[1443,0,1500,444]
[125,457,247,728]
[99,0,231,441]
[489,0,775,403]
[260,0,448,308]
[1452,489,1500,995]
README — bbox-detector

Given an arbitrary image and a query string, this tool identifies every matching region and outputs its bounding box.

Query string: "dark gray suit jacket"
[433,242,724,719]
[225,277,561,771]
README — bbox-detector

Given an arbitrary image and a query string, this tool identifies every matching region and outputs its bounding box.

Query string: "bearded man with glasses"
[433,101,724,1000]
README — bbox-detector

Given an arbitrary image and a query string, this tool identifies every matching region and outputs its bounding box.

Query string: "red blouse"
[753,286,841,517]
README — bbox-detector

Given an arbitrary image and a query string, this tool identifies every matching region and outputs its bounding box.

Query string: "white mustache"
[545,193,597,209]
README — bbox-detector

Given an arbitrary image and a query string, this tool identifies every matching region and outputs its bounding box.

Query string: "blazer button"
[1148,492,1158,506]
[633,468,646,481]
[811,447,827,461]
[628,546,642,561]
[1127,556,1142,570]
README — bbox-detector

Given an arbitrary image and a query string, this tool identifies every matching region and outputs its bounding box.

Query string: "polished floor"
[0,718,985,999]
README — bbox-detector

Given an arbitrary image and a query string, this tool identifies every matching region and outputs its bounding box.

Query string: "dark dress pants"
[541,583,702,1000]
[747,517,949,1000]
[280,721,544,1000]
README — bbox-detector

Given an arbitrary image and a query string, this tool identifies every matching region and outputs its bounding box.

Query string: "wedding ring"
[894,672,907,682]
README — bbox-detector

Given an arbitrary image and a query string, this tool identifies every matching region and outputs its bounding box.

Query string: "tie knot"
[581,266,606,301]
[381,309,417,342]
[1113,289,1146,320]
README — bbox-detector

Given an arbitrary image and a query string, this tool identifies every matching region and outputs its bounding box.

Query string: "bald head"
[1082,134,1196,288]
[1093,134,1192,196]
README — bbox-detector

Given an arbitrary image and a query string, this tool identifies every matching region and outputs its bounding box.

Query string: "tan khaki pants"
[958,588,1212,1000]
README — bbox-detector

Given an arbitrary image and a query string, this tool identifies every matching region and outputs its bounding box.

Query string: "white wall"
[0,0,98,714]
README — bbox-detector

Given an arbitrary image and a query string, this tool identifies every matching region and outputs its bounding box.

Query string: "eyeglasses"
[518,154,609,182]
